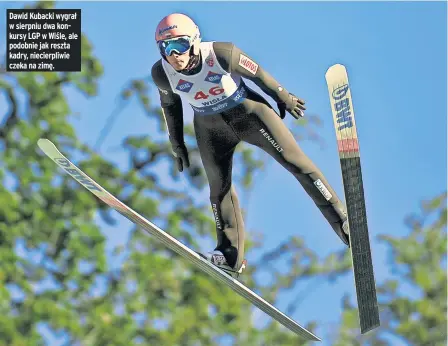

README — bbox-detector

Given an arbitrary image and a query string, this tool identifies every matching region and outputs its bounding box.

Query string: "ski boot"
[331,214,351,246]
[199,250,247,279]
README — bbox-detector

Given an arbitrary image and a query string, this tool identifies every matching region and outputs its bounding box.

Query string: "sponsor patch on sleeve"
[238,54,259,75]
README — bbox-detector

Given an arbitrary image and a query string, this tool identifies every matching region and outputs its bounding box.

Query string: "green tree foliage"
[333,192,447,346]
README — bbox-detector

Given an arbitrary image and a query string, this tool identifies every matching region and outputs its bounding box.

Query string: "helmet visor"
[158,36,192,56]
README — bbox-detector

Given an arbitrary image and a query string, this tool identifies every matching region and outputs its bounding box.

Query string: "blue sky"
[1,1,447,345]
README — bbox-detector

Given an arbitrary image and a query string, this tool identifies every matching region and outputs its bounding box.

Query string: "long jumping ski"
[325,64,380,333]
[37,138,320,342]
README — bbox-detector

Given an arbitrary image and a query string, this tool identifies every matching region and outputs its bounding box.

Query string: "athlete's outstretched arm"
[151,60,190,171]
[213,42,305,119]
[151,60,185,147]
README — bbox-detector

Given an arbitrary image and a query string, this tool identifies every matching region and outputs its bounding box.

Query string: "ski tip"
[325,63,347,79]
[37,138,49,146]
[37,138,55,150]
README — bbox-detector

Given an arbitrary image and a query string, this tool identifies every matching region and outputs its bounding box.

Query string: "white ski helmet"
[155,13,201,56]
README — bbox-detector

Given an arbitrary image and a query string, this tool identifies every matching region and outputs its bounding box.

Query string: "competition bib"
[162,41,247,115]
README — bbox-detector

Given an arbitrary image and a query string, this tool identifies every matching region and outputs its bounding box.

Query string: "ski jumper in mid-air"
[151,13,350,278]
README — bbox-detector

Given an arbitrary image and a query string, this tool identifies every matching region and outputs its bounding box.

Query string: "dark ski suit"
[151,41,349,270]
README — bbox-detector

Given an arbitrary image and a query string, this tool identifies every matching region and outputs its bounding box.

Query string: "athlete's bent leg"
[237,102,350,246]
[193,114,247,269]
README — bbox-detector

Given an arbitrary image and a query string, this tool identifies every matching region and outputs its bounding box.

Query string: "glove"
[172,144,190,172]
[277,92,306,120]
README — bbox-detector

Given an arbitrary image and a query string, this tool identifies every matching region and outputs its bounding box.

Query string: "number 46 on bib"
[194,86,225,100]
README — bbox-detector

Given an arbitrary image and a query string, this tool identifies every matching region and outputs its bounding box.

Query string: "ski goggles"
[158,36,192,56]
